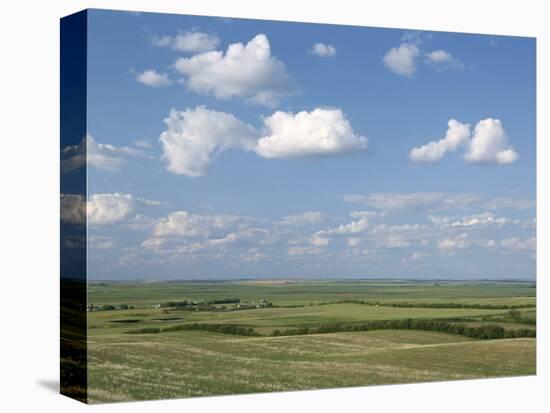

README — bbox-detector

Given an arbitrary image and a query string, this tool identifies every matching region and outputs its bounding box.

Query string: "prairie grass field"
[85,280,536,403]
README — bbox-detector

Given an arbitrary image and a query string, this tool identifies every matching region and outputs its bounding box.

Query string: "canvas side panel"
[60,9,88,404]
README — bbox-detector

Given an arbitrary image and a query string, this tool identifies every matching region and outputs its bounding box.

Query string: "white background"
[0,0,547,411]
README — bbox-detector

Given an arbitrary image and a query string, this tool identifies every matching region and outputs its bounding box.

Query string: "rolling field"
[85,280,536,403]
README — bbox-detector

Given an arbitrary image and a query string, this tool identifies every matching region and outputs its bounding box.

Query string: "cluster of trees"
[88,304,134,311]
[124,323,260,336]
[163,323,260,336]
[124,327,161,334]
[159,298,243,311]
[207,298,240,304]
[273,304,305,308]
[270,319,536,340]
[159,300,219,311]
[160,300,195,308]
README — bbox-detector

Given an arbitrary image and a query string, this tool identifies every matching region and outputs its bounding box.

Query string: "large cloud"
[409,119,470,162]
[410,118,519,165]
[159,107,258,177]
[174,34,295,106]
[256,108,368,159]
[383,43,420,77]
[464,118,519,164]
[160,106,367,176]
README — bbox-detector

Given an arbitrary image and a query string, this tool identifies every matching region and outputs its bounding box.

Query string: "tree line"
[271,319,536,339]
[316,299,535,310]
[124,318,535,340]
[124,323,260,336]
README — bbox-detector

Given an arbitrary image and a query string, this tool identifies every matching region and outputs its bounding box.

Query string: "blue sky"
[62,9,536,280]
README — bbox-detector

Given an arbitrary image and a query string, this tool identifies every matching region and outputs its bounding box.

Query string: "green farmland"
[86,280,536,403]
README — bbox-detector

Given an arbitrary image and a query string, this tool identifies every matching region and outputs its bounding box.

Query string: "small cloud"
[152,31,220,53]
[151,35,172,47]
[287,246,323,256]
[241,249,271,262]
[309,43,336,57]
[385,32,463,76]
[383,43,420,77]
[410,252,430,261]
[438,233,470,250]
[276,212,325,227]
[425,50,464,70]
[61,193,159,226]
[500,237,535,252]
[401,31,432,45]
[136,69,172,87]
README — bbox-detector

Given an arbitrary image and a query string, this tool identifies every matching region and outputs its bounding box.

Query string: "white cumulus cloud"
[174,34,295,106]
[136,69,172,87]
[310,43,336,57]
[383,43,420,77]
[159,107,258,177]
[410,119,470,162]
[88,193,158,225]
[425,50,463,70]
[410,118,519,165]
[256,108,367,159]
[464,118,519,165]
[160,106,367,176]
